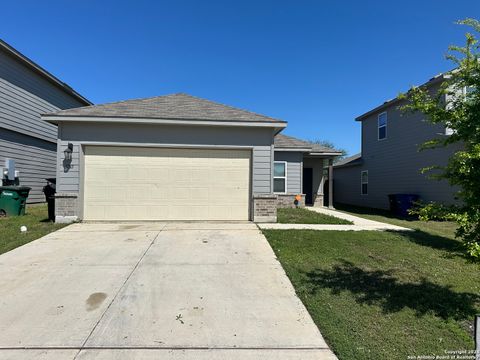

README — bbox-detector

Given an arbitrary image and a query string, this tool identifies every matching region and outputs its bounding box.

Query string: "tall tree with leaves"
[400,19,480,260]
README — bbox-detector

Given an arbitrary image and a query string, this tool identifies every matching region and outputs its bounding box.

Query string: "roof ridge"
[53,93,285,123]
[176,93,284,123]
[355,69,453,121]
[63,93,180,111]
[44,93,286,124]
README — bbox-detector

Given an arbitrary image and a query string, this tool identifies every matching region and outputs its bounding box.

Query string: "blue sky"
[2,1,479,155]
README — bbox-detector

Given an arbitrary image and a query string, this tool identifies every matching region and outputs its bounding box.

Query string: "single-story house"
[42,93,341,223]
[0,39,91,202]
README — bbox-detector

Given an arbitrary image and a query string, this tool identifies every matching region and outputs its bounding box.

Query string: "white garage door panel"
[83,146,250,221]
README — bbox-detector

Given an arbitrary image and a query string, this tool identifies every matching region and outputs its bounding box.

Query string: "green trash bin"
[0,186,31,217]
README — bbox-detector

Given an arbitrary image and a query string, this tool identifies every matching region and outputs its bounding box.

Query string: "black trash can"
[388,194,419,217]
[43,178,56,222]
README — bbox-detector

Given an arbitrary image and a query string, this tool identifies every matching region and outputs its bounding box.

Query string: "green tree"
[400,19,480,260]
[308,139,348,163]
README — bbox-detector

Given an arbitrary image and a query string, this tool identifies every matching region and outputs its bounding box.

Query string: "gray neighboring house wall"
[0,40,91,203]
[334,74,462,210]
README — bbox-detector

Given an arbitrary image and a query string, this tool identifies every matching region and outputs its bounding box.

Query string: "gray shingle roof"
[45,93,285,123]
[310,142,340,153]
[274,134,341,154]
[274,134,311,148]
[334,153,362,167]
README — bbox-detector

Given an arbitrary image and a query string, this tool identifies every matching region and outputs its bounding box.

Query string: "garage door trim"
[80,144,252,221]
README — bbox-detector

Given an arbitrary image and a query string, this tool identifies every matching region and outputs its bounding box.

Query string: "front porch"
[251,133,343,223]
[272,152,339,210]
[302,156,335,209]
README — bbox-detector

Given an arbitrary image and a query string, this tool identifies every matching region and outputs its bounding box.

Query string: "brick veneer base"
[313,194,324,207]
[55,192,79,223]
[54,193,286,223]
[253,194,277,223]
[276,194,305,209]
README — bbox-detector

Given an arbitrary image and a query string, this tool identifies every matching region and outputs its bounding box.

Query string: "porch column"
[328,158,334,209]
[313,159,326,207]
[316,173,325,207]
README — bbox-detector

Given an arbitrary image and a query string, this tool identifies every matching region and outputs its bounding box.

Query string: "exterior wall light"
[64,143,73,161]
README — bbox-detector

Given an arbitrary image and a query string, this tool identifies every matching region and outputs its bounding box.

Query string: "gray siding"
[253,146,273,194]
[333,164,363,206]
[0,78,59,142]
[0,128,56,203]
[274,151,303,194]
[0,47,87,203]
[335,92,461,209]
[56,122,274,195]
[0,49,84,133]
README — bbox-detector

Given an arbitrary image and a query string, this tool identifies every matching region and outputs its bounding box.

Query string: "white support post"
[317,173,325,207]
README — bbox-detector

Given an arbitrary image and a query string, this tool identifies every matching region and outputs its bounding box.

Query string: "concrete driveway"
[0,222,336,359]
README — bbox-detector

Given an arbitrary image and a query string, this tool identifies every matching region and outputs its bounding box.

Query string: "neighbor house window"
[465,85,475,96]
[361,170,368,195]
[378,112,387,140]
[274,161,287,193]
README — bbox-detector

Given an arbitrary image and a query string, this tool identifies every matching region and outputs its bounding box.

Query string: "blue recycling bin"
[388,194,419,217]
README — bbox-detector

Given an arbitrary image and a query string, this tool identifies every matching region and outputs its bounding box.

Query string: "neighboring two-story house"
[0,39,91,203]
[334,73,462,210]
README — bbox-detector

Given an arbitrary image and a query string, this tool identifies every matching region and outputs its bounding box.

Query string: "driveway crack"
[73,224,166,359]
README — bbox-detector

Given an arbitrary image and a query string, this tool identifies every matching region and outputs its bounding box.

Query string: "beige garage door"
[83,146,250,221]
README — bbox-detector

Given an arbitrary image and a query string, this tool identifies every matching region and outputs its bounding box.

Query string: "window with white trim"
[378,112,387,140]
[445,86,475,135]
[465,85,475,96]
[273,161,287,193]
[361,170,368,195]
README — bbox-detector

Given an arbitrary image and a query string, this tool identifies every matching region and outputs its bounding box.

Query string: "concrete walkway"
[258,207,411,231]
[0,222,336,360]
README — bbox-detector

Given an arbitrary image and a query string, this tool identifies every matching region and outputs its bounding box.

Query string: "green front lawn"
[263,228,479,360]
[335,203,458,238]
[277,207,352,224]
[0,204,67,255]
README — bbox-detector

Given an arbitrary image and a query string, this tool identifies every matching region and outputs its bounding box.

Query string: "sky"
[2,0,479,155]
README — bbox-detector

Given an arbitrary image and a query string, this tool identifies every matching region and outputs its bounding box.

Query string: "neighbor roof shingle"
[45,93,285,123]
[334,153,362,167]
